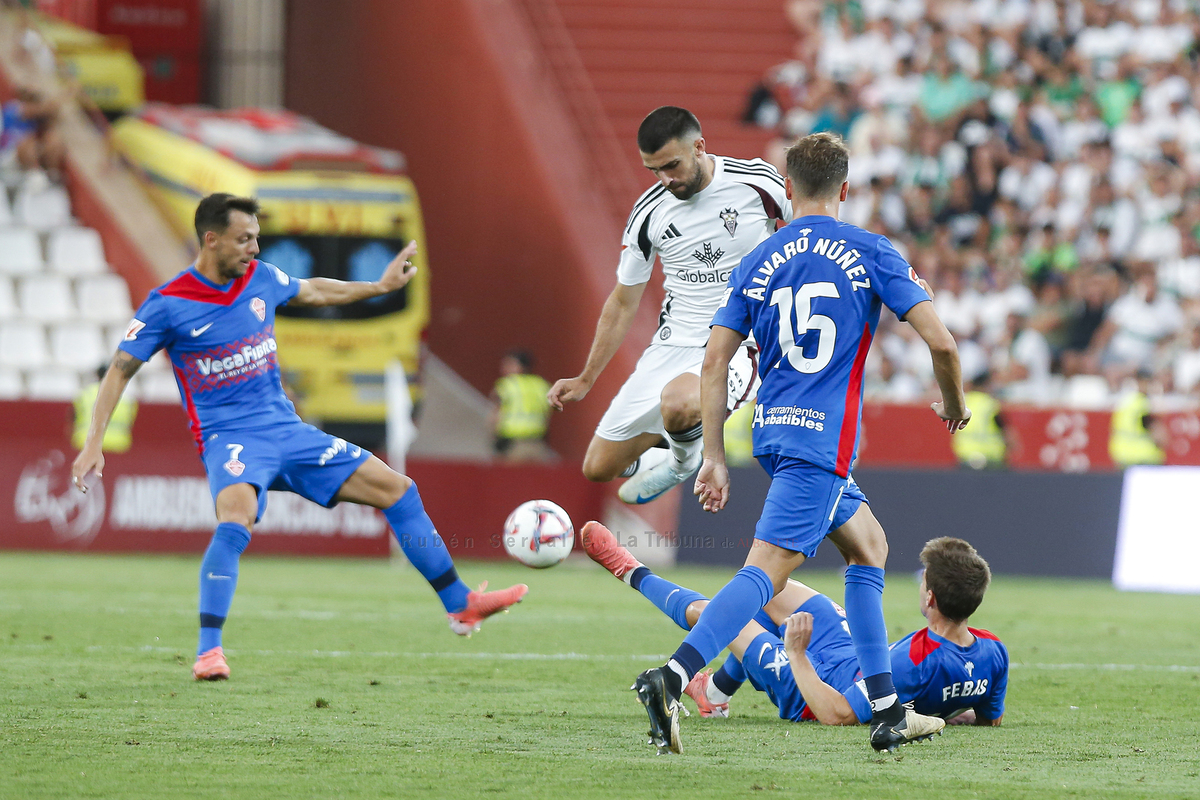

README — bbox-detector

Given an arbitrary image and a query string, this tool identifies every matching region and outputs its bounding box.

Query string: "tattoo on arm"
[112,350,144,379]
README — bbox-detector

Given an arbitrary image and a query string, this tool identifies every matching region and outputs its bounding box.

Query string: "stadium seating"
[0,321,49,368]
[0,367,22,398]
[14,182,72,231]
[0,161,159,405]
[47,227,107,276]
[17,274,75,322]
[0,227,43,274]
[25,367,81,400]
[137,370,180,403]
[0,276,14,317]
[76,274,134,323]
[49,322,106,371]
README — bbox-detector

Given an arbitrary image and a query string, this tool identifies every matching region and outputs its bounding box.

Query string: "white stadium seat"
[14,183,71,230]
[0,322,49,368]
[137,370,180,403]
[0,367,23,398]
[47,227,107,276]
[17,274,75,322]
[0,276,14,316]
[0,227,43,275]
[25,367,81,400]
[49,321,106,371]
[76,274,133,323]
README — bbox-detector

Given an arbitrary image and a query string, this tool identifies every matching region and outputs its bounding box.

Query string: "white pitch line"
[1010,662,1200,673]
[0,644,1183,671]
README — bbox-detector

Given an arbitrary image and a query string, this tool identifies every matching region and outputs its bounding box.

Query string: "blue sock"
[198,522,251,655]
[630,570,706,631]
[844,565,898,714]
[384,483,471,613]
[671,565,774,680]
[712,653,745,697]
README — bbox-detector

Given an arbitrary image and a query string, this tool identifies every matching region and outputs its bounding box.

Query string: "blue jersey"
[712,216,929,476]
[119,260,301,449]
[887,627,1009,722]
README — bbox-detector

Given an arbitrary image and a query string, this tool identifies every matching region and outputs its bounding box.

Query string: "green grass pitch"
[2,551,1199,799]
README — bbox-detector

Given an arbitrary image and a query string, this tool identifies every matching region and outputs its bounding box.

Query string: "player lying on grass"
[72,193,528,682]
[582,522,1006,732]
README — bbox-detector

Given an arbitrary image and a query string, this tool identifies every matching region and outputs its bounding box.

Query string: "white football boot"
[618,448,702,505]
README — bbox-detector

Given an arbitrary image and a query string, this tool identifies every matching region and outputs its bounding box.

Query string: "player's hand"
[547,377,592,411]
[783,611,814,655]
[376,240,419,294]
[931,402,971,433]
[946,709,977,725]
[693,457,730,513]
[71,445,104,494]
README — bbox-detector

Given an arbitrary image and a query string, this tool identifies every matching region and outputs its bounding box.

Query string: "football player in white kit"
[548,107,790,504]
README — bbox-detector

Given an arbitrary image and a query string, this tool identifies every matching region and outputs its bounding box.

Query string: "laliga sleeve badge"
[224,444,246,477]
[250,297,266,321]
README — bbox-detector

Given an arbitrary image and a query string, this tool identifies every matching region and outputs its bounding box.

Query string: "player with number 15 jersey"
[713,216,929,477]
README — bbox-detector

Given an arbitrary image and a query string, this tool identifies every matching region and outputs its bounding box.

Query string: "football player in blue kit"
[72,194,528,681]
[584,526,1005,727]
[632,132,971,754]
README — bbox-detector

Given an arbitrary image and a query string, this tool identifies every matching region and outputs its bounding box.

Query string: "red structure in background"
[2,399,1196,558]
[0,401,606,560]
[37,0,203,103]
[857,404,1200,471]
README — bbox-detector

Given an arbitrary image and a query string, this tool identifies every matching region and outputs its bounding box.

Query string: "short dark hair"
[194,193,260,242]
[920,537,991,622]
[785,132,850,199]
[637,106,701,154]
[507,349,534,371]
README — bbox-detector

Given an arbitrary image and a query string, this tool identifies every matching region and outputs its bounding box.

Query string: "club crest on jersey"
[223,443,246,477]
[692,242,724,269]
[250,297,266,321]
[719,207,739,237]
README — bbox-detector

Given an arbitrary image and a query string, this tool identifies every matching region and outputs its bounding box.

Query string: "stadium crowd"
[748,0,1200,408]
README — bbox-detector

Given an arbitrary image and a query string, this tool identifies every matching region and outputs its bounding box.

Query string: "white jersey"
[618,155,791,347]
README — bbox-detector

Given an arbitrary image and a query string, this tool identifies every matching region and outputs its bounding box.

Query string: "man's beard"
[668,162,705,200]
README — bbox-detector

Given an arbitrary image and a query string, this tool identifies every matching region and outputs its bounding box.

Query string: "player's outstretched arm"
[694,325,741,512]
[783,612,859,725]
[291,240,418,308]
[71,349,143,493]
[547,281,646,410]
[904,301,971,433]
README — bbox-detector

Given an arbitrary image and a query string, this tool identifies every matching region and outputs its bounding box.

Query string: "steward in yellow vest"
[1109,381,1165,467]
[492,351,553,462]
[73,365,138,453]
[952,384,1006,470]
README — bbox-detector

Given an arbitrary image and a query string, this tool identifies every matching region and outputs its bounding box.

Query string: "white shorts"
[595,343,760,442]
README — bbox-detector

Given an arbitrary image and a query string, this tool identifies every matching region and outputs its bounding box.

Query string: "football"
[503,500,574,568]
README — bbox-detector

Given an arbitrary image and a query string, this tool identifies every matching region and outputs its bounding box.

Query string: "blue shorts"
[201,420,371,522]
[754,455,850,556]
[741,594,863,721]
[830,475,868,531]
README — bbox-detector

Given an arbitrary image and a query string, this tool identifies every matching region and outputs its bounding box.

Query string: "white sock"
[706,680,732,705]
[667,659,690,689]
[870,693,898,713]
[664,423,703,475]
[628,447,670,478]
